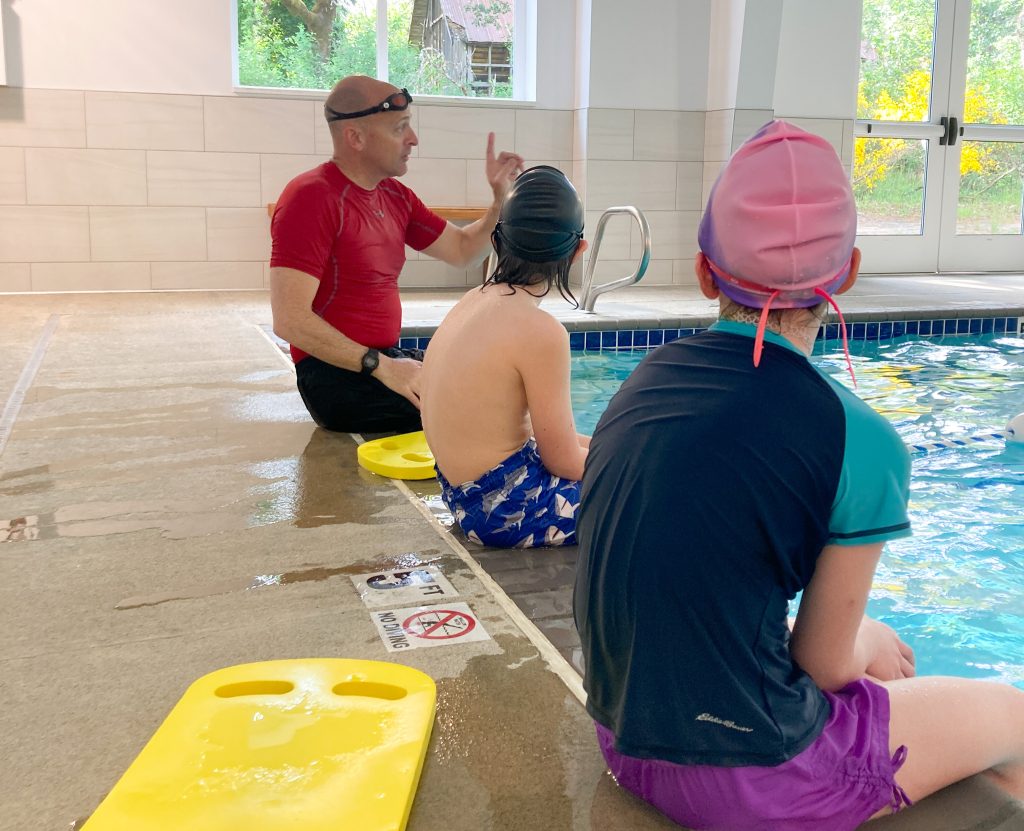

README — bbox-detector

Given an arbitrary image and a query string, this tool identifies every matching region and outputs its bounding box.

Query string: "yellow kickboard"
[84,659,436,831]
[357,431,436,480]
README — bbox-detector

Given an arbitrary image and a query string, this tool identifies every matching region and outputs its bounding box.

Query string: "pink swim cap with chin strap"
[697,120,858,383]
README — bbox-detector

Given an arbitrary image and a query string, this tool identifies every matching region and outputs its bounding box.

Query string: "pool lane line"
[0,314,60,461]
[910,431,1011,455]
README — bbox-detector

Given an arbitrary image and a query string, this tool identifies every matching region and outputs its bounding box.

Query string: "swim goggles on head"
[324,88,413,122]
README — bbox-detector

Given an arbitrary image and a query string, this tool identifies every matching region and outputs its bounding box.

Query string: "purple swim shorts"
[596,679,911,831]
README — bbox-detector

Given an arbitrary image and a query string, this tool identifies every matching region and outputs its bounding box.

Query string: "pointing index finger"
[486,131,496,162]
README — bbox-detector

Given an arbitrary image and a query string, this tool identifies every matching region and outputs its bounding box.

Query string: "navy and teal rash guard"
[573,321,912,767]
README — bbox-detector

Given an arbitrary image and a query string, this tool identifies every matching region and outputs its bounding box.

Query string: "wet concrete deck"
[2,289,1022,830]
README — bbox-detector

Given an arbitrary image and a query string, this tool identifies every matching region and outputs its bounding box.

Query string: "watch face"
[362,349,379,374]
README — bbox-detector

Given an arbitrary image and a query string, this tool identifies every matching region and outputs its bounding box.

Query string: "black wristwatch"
[360,348,380,376]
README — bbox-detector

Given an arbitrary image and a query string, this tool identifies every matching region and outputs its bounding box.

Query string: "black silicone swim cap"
[493,165,584,263]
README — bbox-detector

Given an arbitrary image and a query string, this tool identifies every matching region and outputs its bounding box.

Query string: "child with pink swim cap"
[698,118,860,380]
[574,120,1024,830]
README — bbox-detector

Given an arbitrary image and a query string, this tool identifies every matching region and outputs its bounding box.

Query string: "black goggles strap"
[325,89,412,122]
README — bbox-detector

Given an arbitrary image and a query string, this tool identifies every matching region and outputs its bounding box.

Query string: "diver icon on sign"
[366,570,435,590]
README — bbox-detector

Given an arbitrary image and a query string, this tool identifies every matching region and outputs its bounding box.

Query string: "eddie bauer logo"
[695,713,754,733]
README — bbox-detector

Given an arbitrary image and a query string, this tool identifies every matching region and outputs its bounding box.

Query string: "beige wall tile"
[586,109,633,160]
[0,148,26,204]
[152,262,264,290]
[572,159,587,204]
[842,119,855,167]
[398,259,470,288]
[261,154,326,205]
[704,109,735,163]
[515,109,573,161]
[91,207,206,261]
[263,261,271,289]
[676,162,704,211]
[205,97,315,154]
[732,109,774,150]
[634,111,705,162]
[640,259,675,286]
[0,264,31,292]
[31,262,151,292]
[673,259,699,286]
[466,158,570,205]
[778,117,844,156]
[573,108,588,160]
[85,92,204,151]
[0,89,86,148]
[416,106,515,159]
[634,211,701,261]
[586,160,677,212]
[770,113,843,155]
[26,149,147,206]
[589,257,672,287]
[314,102,333,157]
[148,151,261,207]
[207,208,271,261]
[702,160,725,204]
[402,158,467,206]
[586,210,633,260]
[0,207,90,262]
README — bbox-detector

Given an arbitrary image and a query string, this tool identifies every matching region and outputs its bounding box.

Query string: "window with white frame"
[235,0,530,100]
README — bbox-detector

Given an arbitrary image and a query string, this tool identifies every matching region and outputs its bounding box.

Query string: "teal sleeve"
[824,376,913,546]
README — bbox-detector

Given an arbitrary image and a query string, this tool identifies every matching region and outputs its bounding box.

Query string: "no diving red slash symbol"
[403,609,476,640]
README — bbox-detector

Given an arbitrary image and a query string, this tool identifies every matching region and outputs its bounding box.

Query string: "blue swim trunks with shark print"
[436,439,580,548]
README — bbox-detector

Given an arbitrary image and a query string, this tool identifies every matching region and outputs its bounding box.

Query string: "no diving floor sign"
[372,602,490,652]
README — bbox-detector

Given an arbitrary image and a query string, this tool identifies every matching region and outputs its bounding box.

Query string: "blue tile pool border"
[400,315,1022,353]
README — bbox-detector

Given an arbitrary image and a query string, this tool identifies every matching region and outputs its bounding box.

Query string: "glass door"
[855,0,1024,274]
[938,0,1024,271]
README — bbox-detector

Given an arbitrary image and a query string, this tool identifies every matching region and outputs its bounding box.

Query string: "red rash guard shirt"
[270,162,447,363]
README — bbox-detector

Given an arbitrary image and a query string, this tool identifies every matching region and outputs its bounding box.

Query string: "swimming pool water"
[571,333,1024,689]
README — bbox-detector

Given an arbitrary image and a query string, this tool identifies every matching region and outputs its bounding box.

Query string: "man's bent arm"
[422,204,500,268]
[270,267,422,406]
[271,267,365,370]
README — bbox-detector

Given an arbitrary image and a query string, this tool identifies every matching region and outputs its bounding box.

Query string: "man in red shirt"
[270,74,524,433]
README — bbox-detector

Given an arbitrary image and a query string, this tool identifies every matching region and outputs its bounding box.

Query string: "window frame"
[231,0,536,105]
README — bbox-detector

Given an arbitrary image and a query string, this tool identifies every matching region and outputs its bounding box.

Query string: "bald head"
[325,75,400,122]
[323,75,418,187]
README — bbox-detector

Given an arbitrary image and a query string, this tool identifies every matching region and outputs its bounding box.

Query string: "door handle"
[939,115,949,145]
[947,116,960,146]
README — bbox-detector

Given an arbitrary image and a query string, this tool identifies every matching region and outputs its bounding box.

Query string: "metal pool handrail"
[580,206,652,313]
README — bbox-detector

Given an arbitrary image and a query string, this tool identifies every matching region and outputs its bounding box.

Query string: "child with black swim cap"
[420,165,590,548]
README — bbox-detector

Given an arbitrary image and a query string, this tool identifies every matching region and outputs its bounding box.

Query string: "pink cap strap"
[753,291,780,368]
[814,287,857,388]
[749,286,857,389]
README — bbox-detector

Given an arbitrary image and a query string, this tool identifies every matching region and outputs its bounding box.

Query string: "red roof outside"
[438,0,512,43]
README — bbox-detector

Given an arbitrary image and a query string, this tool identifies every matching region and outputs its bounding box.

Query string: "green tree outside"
[237,0,512,98]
